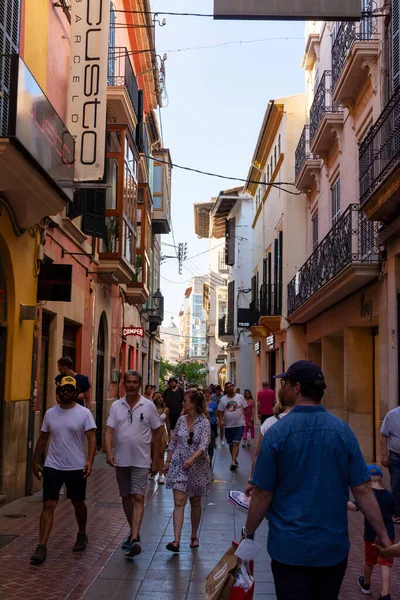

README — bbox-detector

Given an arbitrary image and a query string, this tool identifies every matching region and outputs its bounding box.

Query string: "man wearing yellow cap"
[30,376,96,565]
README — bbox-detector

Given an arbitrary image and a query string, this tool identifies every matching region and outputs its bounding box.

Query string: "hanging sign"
[214,0,361,20]
[266,335,275,349]
[67,0,110,181]
[123,326,145,338]
[254,342,261,355]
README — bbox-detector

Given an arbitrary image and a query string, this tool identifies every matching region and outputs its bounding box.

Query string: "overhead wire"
[144,155,302,195]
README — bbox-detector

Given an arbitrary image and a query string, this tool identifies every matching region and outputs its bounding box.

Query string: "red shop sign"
[123,326,144,338]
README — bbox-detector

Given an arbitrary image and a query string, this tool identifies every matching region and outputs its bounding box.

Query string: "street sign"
[214,0,361,21]
[37,264,72,302]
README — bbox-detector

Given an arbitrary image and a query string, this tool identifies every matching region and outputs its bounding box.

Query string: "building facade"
[245,95,307,394]
[194,189,254,391]
[0,0,172,502]
[286,5,395,463]
[160,318,180,366]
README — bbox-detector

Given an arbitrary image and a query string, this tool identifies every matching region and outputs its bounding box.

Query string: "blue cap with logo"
[275,360,326,387]
[367,464,383,478]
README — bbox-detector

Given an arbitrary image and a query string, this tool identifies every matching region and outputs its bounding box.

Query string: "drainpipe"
[25,309,39,496]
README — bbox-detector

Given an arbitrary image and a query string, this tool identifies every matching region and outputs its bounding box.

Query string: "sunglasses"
[187,431,194,446]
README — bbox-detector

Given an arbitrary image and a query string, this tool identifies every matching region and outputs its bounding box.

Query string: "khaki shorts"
[116,466,149,497]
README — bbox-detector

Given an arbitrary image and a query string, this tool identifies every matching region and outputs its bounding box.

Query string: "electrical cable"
[114,9,214,17]
[161,37,304,53]
[144,155,302,195]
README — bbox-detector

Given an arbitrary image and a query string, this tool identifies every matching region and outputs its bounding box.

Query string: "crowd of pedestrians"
[28,357,400,600]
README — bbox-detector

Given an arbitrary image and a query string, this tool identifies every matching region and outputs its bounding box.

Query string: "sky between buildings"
[151,0,306,325]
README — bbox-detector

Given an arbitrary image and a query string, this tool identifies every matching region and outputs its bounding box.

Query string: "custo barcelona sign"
[67,0,110,181]
[214,0,361,20]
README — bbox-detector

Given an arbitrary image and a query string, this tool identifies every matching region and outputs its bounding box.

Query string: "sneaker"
[125,539,142,557]
[241,440,246,447]
[121,533,131,550]
[159,474,165,484]
[230,462,238,471]
[358,576,371,595]
[221,440,226,446]
[30,544,47,564]
[73,532,88,552]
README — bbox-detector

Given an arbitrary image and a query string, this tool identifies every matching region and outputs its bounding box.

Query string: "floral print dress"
[166,414,212,498]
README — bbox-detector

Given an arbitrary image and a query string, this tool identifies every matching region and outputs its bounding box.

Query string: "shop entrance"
[95,315,106,449]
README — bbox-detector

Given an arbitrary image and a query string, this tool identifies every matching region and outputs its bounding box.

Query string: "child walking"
[242,389,255,447]
[348,464,396,600]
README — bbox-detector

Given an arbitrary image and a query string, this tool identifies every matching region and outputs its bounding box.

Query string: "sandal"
[394,517,400,525]
[166,541,180,552]
[190,537,200,548]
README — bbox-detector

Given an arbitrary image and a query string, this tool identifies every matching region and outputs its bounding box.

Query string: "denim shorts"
[225,426,245,444]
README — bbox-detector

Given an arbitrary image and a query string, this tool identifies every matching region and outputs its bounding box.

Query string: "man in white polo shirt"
[105,370,162,557]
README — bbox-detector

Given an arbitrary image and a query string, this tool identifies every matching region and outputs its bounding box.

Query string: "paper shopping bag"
[205,544,241,600]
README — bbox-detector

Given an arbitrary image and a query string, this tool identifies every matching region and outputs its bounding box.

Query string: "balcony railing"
[287,204,378,315]
[332,19,376,90]
[108,47,139,117]
[309,71,342,146]
[260,284,282,317]
[295,125,316,181]
[218,251,229,273]
[359,87,400,208]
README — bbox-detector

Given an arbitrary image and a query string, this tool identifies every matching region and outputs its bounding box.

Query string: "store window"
[62,319,80,367]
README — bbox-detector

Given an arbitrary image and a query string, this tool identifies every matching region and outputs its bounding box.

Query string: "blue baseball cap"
[275,360,326,387]
[367,464,383,478]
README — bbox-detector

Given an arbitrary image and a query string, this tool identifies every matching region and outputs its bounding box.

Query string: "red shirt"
[257,388,275,416]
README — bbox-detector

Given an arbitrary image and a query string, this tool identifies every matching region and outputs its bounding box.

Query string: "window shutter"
[331,178,341,225]
[225,218,236,266]
[312,212,319,251]
[81,188,106,238]
[262,257,267,285]
[227,280,235,335]
[393,0,400,91]
[0,0,20,135]
[68,189,85,220]
[274,235,283,315]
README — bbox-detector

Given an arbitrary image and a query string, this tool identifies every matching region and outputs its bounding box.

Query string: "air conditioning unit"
[110,369,120,383]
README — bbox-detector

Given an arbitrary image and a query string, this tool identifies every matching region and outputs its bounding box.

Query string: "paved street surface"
[0,443,399,599]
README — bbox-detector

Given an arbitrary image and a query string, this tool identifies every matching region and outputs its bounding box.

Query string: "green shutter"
[0,0,20,135]
[81,188,106,239]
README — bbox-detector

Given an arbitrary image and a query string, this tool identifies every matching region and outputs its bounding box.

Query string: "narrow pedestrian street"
[0,443,398,600]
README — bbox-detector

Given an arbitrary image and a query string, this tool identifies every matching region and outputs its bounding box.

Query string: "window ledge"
[61,217,88,245]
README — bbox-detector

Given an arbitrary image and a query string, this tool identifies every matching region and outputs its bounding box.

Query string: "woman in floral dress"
[164,388,211,552]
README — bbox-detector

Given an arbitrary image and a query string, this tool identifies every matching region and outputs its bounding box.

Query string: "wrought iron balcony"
[359,87,400,220]
[287,204,379,320]
[295,125,321,191]
[107,47,139,131]
[309,71,343,156]
[331,18,379,105]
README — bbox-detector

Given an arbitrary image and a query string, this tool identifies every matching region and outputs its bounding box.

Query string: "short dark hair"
[123,370,142,383]
[287,378,325,403]
[145,384,152,391]
[58,356,73,369]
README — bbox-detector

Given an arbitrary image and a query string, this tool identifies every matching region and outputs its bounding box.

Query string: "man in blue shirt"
[244,360,392,600]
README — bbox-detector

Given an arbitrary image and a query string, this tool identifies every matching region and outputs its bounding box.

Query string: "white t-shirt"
[41,404,96,470]
[260,411,289,436]
[381,406,400,454]
[107,396,161,468]
[218,394,248,428]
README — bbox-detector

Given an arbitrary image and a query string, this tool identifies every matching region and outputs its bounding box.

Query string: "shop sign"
[68,0,110,181]
[238,307,259,329]
[266,334,275,349]
[11,56,74,200]
[123,326,144,338]
[37,264,72,302]
[254,341,261,355]
[216,358,226,364]
[214,0,361,20]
